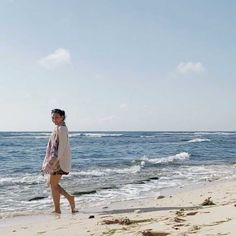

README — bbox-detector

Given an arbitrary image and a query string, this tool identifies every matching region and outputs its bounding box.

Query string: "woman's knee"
[51,184,60,192]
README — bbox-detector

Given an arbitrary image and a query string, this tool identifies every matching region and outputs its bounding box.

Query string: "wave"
[0,175,45,187]
[71,170,105,177]
[187,138,210,143]
[3,133,50,139]
[72,176,161,196]
[34,135,50,139]
[71,165,142,177]
[140,152,190,164]
[194,132,236,136]
[215,132,236,136]
[140,135,156,138]
[32,132,50,136]
[105,165,141,174]
[69,133,123,138]
[69,133,82,138]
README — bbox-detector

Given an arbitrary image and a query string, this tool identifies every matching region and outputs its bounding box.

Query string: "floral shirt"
[42,124,63,174]
[42,122,71,174]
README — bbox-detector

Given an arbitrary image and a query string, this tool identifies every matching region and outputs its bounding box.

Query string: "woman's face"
[51,113,64,125]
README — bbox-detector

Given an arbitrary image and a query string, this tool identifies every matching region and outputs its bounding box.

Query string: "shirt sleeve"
[57,126,68,160]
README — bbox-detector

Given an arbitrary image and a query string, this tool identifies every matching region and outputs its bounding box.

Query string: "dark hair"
[51,109,66,120]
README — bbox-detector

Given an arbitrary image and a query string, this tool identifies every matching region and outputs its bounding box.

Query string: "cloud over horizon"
[177,62,205,75]
[38,48,71,69]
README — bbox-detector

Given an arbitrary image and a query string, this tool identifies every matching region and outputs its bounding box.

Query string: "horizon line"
[0,130,235,132]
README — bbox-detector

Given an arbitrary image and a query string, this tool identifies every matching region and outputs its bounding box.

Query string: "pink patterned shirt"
[42,124,71,174]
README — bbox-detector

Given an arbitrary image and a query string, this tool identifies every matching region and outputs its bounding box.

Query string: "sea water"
[0,131,236,218]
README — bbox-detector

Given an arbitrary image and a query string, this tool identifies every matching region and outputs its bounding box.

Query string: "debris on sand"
[176,209,185,217]
[176,209,198,217]
[102,217,152,225]
[186,211,198,216]
[138,229,169,236]
[201,197,215,206]
[173,223,185,228]
[157,195,165,199]
[188,225,201,233]
[174,217,186,223]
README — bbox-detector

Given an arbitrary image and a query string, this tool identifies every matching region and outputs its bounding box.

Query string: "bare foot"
[72,209,79,214]
[69,195,78,213]
[51,210,61,214]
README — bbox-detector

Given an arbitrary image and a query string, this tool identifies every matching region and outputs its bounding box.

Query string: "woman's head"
[51,109,66,125]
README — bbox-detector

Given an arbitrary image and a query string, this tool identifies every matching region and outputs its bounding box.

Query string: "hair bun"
[51,109,66,118]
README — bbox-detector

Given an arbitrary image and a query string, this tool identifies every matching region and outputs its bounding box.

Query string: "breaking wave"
[69,133,123,138]
[71,165,142,177]
[140,152,190,164]
[187,138,210,143]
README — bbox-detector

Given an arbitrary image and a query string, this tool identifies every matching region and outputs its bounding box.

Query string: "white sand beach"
[0,180,236,236]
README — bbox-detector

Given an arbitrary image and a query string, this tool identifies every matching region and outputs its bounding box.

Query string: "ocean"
[0,131,236,218]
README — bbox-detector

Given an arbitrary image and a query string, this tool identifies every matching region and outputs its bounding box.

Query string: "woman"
[42,109,77,214]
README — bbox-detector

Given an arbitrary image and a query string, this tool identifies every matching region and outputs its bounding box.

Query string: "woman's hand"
[44,158,58,171]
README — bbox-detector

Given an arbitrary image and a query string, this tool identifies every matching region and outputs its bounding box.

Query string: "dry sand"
[0,180,236,236]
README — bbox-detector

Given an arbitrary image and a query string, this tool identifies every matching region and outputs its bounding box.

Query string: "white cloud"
[38,48,71,69]
[177,62,205,74]
[120,103,128,109]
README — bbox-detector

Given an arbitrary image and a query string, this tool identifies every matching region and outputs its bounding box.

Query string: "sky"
[0,0,236,131]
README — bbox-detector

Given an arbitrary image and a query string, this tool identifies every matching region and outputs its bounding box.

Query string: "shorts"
[51,168,69,175]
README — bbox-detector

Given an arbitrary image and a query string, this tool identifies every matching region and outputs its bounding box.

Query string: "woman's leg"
[48,175,77,213]
[49,175,62,213]
[57,185,77,212]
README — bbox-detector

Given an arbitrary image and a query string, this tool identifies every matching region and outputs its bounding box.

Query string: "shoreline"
[0,177,232,219]
[1,179,236,235]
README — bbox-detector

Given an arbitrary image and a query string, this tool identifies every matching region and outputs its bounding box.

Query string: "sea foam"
[187,138,210,143]
[141,152,190,164]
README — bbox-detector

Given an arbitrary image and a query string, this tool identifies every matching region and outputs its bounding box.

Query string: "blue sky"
[0,0,235,131]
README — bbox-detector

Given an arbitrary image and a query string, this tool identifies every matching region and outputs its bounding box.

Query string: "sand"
[0,180,236,236]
